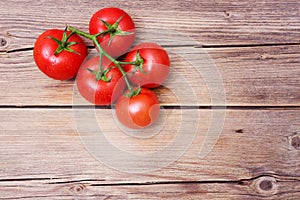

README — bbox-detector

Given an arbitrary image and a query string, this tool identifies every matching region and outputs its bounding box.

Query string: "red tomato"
[115,88,160,129]
[76,56,125,105]
[123,42,170,88]
[33,29,87,80]
[89,7,135,57]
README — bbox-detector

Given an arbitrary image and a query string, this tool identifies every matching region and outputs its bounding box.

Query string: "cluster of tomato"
[33,7,170,129]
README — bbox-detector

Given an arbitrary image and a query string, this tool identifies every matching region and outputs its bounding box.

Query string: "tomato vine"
[68,25,143,97]
[34,7,171,129]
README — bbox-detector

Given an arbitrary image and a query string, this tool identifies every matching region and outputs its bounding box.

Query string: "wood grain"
[0,0,300,51]
[1,45,300,106]
[1,109,299,178]
[1,0,300,199]
[0,108,299,198]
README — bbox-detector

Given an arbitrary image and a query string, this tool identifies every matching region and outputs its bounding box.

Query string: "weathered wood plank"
[0,108,299,180]
[0,0,300,51]
[0,45,299,106]
[0,175,299,199]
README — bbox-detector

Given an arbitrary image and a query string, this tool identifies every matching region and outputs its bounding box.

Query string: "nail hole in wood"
[235,129,243,133]
[291,135,300,150]
[260,54,267,60]
[0,38,7,46]
[223,10,232,18]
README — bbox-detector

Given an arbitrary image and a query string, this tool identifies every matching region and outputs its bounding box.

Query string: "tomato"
[89,7,135,58]
[33,29,87,80]
[115,88,160,129]
[76,56,125,105]
[123,42,170,88]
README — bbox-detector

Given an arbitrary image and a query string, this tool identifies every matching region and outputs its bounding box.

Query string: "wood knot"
[223,10,232,19]
[290,135,300,150]
[0,37,7,47]
[259,180,273,191]
[252,176,278,196]
[69,184,86,194]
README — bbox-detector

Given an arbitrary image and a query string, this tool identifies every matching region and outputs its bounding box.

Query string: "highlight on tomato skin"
[123,42,170,88]
[115,88,160,129]
[76,56,126,106]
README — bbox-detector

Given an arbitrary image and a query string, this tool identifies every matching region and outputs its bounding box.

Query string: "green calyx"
[86,67,112,82]
[48,27,79,55]
[134,50,145,69]
[127,50,146,76]
[98,15,134,46]
[85,53,112,82]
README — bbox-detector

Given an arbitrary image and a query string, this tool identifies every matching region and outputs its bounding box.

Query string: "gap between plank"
[1,105,300,110]
[0,173,295,186]
[200,42,300,49]
[4,42,300,53]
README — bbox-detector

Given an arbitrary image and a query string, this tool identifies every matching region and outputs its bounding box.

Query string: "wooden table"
[1,0,299,199]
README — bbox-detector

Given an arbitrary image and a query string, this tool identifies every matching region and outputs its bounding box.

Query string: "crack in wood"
[38,174,299,186]
[5,47,33,53]
[46,179,106,185]
[1,105,300,110]
[2,43,300,54]
[200,42,300,49]
[1,173,298,187]
[0,177,60,182]
[0,194,80,200]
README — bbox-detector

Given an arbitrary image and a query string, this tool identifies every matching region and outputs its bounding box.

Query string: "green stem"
[67,25,133,93]
[95,52,103,81]
[68,26,94,40]
[118,61,137,65]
